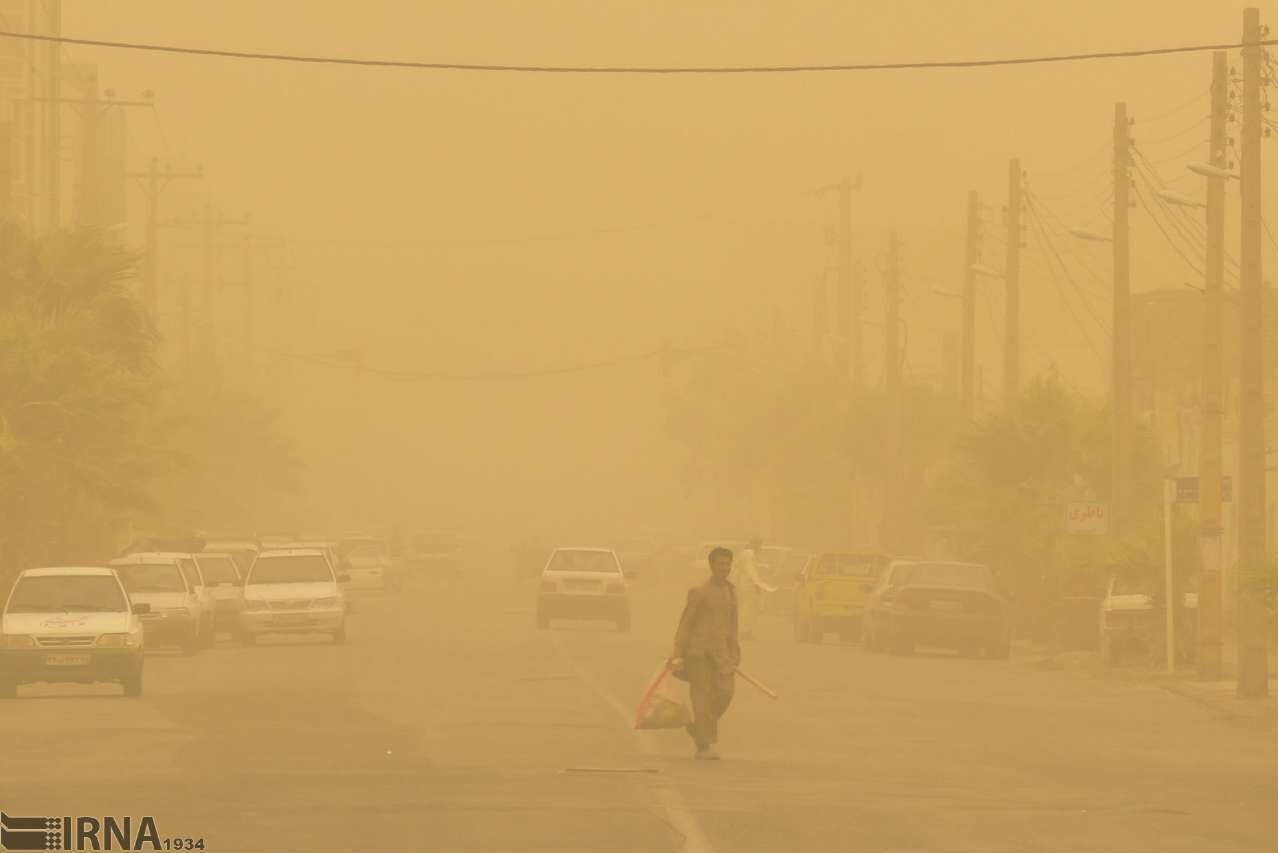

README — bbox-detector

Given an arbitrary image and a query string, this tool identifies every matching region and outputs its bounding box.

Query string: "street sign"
[1173,476,1233,504]
[1065,502,1109,534]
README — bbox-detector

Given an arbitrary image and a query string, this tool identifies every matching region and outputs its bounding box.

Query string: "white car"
[536,547,631,632]
[203,539,260,578]
[338,536,391,591]
[240,549,349,645]
[0,567,146,697]
[194,552,244,635]
[109,553,212,653]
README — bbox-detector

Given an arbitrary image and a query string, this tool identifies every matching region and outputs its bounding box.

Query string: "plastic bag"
[634,664,692,730]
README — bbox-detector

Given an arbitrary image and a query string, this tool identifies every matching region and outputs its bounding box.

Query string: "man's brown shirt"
[673,579,741,669]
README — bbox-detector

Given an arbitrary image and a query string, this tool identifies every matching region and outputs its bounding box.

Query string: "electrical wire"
[1024,197,1111,337]
[2,30,1278,74]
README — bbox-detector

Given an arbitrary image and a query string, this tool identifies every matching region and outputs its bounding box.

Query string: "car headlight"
[97,633,140,648]
[243,599,270,612]
[4,635,35,649]
[310,597,340,610]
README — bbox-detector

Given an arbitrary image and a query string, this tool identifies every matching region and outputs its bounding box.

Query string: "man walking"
[669,546,740,760]
[732,536,768,639]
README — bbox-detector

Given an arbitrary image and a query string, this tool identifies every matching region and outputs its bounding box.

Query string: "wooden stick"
[734,667,778,699]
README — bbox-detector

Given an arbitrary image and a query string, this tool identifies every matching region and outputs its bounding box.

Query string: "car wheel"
[332,623,347,644]
[202,621,216,648]
[122,666,143,698]
[536,609,550,630]
[0,676,16,699]
[861,623,877,652]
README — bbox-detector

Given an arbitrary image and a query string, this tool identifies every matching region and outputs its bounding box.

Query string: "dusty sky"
[55,1,1275,537]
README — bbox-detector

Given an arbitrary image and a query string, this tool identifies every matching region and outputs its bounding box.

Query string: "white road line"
[554,637,716,853]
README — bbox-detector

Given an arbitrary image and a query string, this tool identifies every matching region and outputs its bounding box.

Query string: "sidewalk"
[1017,641,1278,720]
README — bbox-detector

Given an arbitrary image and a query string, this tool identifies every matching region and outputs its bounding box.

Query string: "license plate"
[45,653,91,666]
[272,614,311,625]
[930,600,964,613]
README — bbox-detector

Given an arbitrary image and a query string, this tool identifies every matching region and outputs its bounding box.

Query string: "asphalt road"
[5,565,1278,853]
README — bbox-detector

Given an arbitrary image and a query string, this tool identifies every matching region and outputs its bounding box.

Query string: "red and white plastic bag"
[634,664,692,730]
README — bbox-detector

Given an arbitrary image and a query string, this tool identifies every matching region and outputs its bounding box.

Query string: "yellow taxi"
[792,551,892,643]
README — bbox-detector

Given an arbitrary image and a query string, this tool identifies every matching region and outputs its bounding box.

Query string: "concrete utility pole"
[962,190,981,417]
[852,261,865,389]
[879,230,905,552]
[885,231,903,394]
[159,203,250,377]
[1004,159,1022,402]
[837,177,853,383]
[1237,6,1269,698]
[128,157,202,318]
[1112,103,1134,537]
[1198,50,1229,681]
[45,0,62,232]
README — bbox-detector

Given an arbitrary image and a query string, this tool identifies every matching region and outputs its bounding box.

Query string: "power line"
[2,30,1278,75]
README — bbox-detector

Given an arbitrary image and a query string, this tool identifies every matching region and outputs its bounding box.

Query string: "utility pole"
[852,261,865,389]
[1112,103,1133,537]
[1198,50,1228,681]
[44,0,62,232]
[962,190,981,417]
[837,177,853,383]
[1004,159,1022,402]
[1237,6,1269,698]
[159,203,250,378]
[127,157,202,318]
[885,231,903,394]
[880,231,904,552]
[74,73,99,230]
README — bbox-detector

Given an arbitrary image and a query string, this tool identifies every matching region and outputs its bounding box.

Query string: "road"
[5,564,1278,853]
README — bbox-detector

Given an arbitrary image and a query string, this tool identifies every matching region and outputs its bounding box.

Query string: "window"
[908,563,990,590]
[178,559,203,590]
[7,575,128,613]
[248,554,334,585]
[816,554,887,578]
[196,555,239,585]
[115,563,187,594]
[546,551,621,574]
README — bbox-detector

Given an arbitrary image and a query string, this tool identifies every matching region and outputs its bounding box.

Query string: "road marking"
[554,636,716,853]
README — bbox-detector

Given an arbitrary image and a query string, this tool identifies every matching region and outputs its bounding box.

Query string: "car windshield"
[907,563,990,589]
[115,563,187,594]
[206,547,257,574]
[195,556,238,584]
[7,575,128,613]
[815,554,886,578]
[248,554,334,585]
[1111,575,1155,595]
[546,551,620,574]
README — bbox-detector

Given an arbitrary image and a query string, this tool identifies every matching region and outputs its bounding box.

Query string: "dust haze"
[2,2,1278,852]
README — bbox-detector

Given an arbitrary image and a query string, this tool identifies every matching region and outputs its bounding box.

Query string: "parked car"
[108,553,213,653]
[792,551,892,643]
[240,548,349,645]
[194,552,244,636]
[536,547,631,631]
[1099,573,1197,666]
[202,539,260,578]
[337,536,392,591]
[862,560,1010,658]
[0,567,147,697]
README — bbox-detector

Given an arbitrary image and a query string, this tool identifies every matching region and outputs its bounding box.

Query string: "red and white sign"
[1065,502,1109,534]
